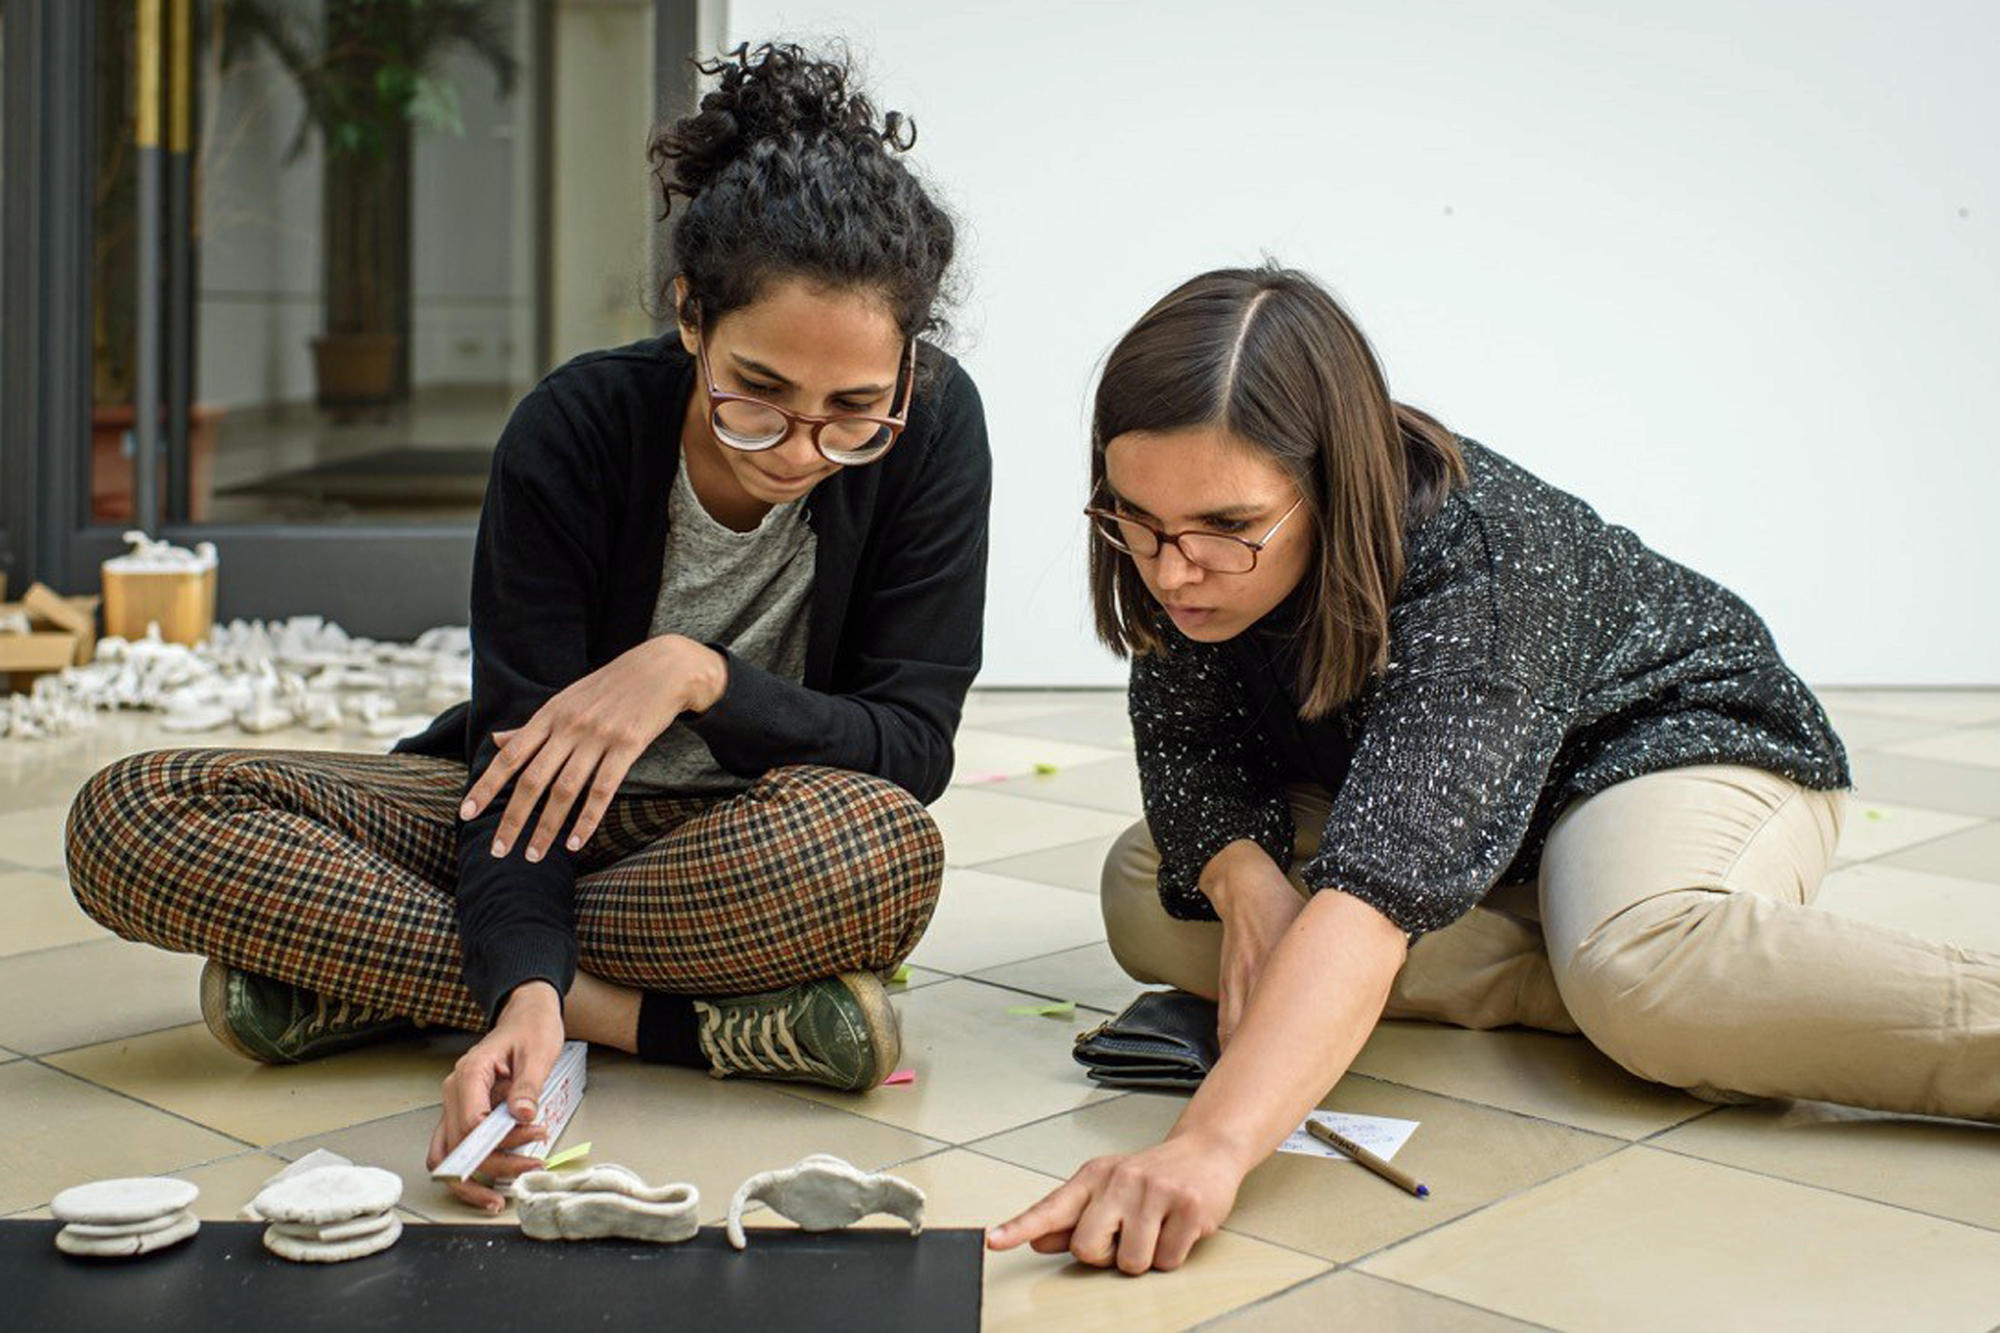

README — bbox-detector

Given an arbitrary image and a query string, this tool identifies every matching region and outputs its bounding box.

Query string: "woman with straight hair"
[67,43,988,1211]
[990,263,1998,1274]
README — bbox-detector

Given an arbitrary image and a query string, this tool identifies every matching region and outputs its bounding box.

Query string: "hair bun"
[655,42,914,207]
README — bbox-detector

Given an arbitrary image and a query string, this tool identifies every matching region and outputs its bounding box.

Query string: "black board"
[8,1220,983,1332]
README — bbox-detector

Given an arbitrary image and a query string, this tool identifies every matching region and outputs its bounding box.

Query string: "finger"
[462,721,544,820]
[451,1064,501,1143]
[1028,1229,1074,1255]
[1114,1193,1170,1275]
[507,1033,561,1122]
[426,1115,449,1172]
[987,1178,1093,1251]
[492,738,575,858]
[524,746,602,863]
[477,1149,547,1184]
[447,1176,510,1213]
[1152,1208,1207,1272]
[564,751,637,853]
[1067,1190,1126,1268]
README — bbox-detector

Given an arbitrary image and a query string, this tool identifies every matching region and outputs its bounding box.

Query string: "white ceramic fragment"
[263,1214,403,1264]
[515,1165,700,1244]
[250,1164,401,1225]
[59,1212,190,1239]
[238,1149,356,1221]
[725,1154,924,1251]
[51,1177,199,1225]
[55,1211,199,1259]
[270,1213,399,1245]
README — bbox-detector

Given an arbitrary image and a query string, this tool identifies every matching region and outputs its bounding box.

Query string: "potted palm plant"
[225,0,516,409]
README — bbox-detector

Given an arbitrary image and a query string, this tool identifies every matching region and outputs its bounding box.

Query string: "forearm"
[1169,888,1408,1171]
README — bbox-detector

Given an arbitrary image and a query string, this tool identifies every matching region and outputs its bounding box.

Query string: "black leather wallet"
[1071,990,1220,1089]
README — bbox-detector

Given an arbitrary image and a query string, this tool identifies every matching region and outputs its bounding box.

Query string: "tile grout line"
[1640,1138,2000,1237]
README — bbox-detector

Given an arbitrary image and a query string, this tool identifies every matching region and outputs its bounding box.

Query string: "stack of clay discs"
[250,1164,403,1264]
[51,1177,200,1259]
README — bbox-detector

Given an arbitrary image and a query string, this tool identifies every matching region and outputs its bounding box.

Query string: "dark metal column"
[164,0,195,523]
[133,0,164,535]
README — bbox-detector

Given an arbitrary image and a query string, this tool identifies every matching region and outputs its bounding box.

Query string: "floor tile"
[780,978,1122,1144]
[959,697,1076,730]
[977,1075,1623,1263]
[990,754,1144,816]
[949,728,1126,785]
[1651,1100,2000,1232]
[1202,1269,1542,1332]
[1820,705,1960,753]
[908,868,1108,976]
[0,1060,244,1214]
[895,1148,1330,1333]
[1358,1146,2000,1331]
[1835,799,1986,864]
[976,834,1123,895]
[1348,1022,1710,1141]
[1819,689,2000,726]
[1878,819,2000,884]
[1815,863,2000,954]
[46,1023,470,1146]
[288,1056,945,1226]
[0,868,110,955]
[169,1150,303,1219]
[970,943,1147,1016]
[0,804,73,869]
[0,938,203,1053]
[982,706,1136,752]
[1885,727,2000,770]
[930,789,1134,866]
[1849,750,2000,818]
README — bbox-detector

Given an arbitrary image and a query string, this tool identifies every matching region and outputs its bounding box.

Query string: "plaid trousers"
[66,748,944,1032]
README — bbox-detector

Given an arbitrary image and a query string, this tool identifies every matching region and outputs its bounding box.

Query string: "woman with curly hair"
[66,43,987,1210]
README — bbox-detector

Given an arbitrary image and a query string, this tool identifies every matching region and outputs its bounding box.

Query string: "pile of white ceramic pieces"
[50,1177,201,1259]
[248,1163,404,1264]
[0,534,473,742]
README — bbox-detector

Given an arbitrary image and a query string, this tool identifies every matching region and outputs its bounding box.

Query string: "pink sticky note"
[958,772,1010,785]
[884,1068,917,1086]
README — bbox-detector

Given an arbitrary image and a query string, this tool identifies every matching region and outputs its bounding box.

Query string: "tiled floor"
[3,688,1999,1330]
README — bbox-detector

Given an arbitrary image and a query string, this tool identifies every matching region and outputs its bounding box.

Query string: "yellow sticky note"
[890,964,912,984]
[1006,1001,1076,1019]
[541,1141,592,1172]
[1032,763,1060,776]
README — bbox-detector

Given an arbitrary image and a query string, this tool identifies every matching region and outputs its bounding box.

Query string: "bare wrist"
[500,980,561,1020]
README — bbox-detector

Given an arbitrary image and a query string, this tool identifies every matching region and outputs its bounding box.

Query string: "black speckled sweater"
[1130,437,1851,936]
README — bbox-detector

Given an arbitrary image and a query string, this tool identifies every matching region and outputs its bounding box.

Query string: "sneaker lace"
[299,991,397,1039]
[700,999,834,1079]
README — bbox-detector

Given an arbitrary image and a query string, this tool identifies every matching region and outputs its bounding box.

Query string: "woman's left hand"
[460,635,727,860]
[985,1133,1247,1274]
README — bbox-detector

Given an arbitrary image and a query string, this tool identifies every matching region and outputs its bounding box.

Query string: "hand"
[459,635,727,860]
[986,1132,1248,1274]
[1200,844,1306,1049]
[424,981,564,1213]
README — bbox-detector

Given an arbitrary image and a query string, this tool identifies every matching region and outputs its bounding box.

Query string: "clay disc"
[269,1212,397,1245]
[60,1212,190,1240]
[51,1177,199,1225]
[251,1165,402,1225]
[56,1211,199,1258]
[262,1214,403,1264]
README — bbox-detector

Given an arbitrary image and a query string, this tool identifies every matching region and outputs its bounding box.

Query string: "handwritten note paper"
[1277,1111,1419,1162]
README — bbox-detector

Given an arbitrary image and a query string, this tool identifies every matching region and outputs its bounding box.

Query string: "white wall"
[727,0,1999,687]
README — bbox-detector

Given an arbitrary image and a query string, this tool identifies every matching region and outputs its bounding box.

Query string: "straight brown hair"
[1089,264,1466,718]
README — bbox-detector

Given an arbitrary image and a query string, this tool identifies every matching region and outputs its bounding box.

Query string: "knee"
[1100,820,1166,982]
[1553,889,1752,1088]
[758,765,944,908]
[65,751,174,932]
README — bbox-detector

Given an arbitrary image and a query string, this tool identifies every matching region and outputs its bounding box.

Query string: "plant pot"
[312,332,401,409]
[90,402,222,523]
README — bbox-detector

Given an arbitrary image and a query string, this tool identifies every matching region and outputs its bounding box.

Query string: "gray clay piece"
[251,1164,401,1225]
[515,1165,700,1244]
[725,1154,925,1251]
[263,1214,404,1264]
[55,1211,200,1259]
[51,1177,199,1225]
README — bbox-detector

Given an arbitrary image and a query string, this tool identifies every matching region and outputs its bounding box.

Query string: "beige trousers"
[1102,764,2000,1121]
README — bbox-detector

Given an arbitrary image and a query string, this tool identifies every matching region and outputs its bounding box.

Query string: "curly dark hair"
[648,42,957,350]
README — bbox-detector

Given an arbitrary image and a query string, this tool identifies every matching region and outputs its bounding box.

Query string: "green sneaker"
[693,971,900,1092]
[199,959,415,1065]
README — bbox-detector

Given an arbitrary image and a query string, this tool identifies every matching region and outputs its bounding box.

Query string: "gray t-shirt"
[621,453,816,795]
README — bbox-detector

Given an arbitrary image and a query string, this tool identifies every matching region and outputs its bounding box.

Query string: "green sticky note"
[1032,763,1061,776]
[1864,808,1887,821]
[1006,1001,1076,1019]
[540,1141,592,1172]
[890,964,913,985]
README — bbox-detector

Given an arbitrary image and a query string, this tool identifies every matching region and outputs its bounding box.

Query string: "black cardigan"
[1131,437,1849,938]
[396,336,991,1019]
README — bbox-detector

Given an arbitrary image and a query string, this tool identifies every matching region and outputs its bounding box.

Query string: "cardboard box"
[0,582,102,691]
[102,565,216,646]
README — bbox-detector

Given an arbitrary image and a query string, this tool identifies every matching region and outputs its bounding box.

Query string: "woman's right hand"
[424,980,564,1212]
[1201,842,1307,1049]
